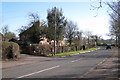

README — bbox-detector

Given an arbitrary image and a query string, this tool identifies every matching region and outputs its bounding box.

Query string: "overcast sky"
[1,1,111,39]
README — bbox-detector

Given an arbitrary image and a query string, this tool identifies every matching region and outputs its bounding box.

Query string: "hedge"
[30,44,52,56]
[29,44,84,56]
[19,43,30,54]
[56,46,70,53]
[20,43,95,56]
[2,41,20,60]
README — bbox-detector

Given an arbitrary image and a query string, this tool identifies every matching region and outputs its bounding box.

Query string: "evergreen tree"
[47,7,67,43]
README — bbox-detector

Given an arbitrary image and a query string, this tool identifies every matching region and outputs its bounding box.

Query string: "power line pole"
[118,1,120,48]
[54,7,56,55]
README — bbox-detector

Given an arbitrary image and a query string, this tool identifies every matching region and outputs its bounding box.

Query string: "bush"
[56,46,62,54]
[71,45,76,51]
[56,46,71,53]
[28,44,87,56]
[62,46,70,52]
[30,44,79,56]
[87,44,92,49]
[77,46,83,50]
[18,43,30,54]
[56,45,80,53]
[30,44,52,56]
[2,41,20,60]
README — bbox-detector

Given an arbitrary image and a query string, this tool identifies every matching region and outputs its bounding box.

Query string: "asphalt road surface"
[2,47,117,79]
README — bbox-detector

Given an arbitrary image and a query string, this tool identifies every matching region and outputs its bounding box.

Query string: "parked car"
[106,44,111,49]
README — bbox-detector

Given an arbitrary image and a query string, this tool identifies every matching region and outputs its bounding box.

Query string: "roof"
[19,21,46,36]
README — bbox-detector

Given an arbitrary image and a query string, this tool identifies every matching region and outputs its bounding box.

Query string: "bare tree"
[2,25,17,41]
[41,20,47,26]
[107,1,120,47]
[84,30,92,44]
[65,20,78,46]
[109,12,118,46]
[91,0,120,47]
[73,31,82,46]
[18,13,40,33]
[29,13,39,25]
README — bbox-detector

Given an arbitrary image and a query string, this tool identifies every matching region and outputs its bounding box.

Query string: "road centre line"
[16,65,60,79]
[13,58,82,79]
[70,49,100,63]
[71,58,82,63]
[12,50,99,79]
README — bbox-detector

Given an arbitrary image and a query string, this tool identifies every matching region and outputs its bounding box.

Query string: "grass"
[47,47,100,57]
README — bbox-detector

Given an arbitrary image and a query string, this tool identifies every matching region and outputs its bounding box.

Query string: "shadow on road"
[82,48,119,79]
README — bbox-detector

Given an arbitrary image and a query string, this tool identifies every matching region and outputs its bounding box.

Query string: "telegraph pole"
[54,7,56,55]
[117,1,120,48]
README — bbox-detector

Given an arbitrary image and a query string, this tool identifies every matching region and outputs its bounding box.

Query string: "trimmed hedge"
[2,41,20,60]
[30,44,52,56]
[20,43,95,56]
[29,44,85,56]
[56,46,70,53]
[19,43,30,54]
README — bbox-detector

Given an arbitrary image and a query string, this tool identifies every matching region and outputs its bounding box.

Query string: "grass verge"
[47,47,100,57]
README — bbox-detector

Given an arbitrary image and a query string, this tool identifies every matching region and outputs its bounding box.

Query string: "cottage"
[19,21,47,44]
[39,37,49,45]
[19,21,66,46]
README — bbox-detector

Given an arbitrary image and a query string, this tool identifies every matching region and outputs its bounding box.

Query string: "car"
[106,44,111,49]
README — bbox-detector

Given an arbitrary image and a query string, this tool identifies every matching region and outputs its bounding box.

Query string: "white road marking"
[71,59,82,63]
[17,65,60,78]
[12,58,83,80]
[10,49,100,79]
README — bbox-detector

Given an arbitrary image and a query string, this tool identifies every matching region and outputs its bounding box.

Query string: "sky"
[1,1,111,39]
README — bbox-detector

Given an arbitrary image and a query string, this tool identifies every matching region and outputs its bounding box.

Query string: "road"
[2,47,118,79]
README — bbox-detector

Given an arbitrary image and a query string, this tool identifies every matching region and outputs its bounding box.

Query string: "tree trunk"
[115,35,118,47]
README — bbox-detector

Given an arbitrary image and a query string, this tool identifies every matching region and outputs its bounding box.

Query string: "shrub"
[62,46,69,52]
[28,44,88,56]
[56,46,63,53]
[30,44,52,56]
[19,43,30,54]
[43,45,52,56]
[77,46,83,50]
[56,46,70,53]
[71,45,76,51]
[87,44,92,49]
[56,46,79,53]
[2,41,20,60]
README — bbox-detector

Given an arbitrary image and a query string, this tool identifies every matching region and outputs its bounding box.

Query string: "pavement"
[2,54,54,69]
[81,48,120,79]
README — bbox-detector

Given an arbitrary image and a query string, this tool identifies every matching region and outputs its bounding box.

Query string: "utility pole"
[117,1,120,48]
[117,0,120,59]
[54,7,56,55]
